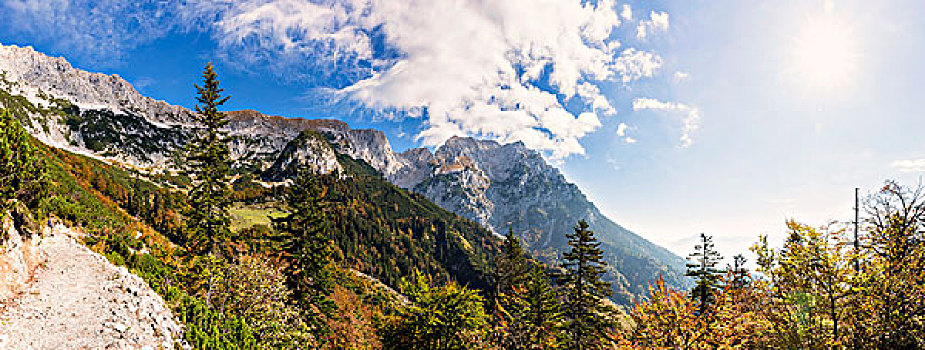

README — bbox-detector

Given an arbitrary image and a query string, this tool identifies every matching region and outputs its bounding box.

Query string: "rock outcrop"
[0,219,187,349]
[0,207,43,300]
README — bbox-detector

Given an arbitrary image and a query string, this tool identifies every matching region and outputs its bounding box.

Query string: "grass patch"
[230,203,288,232]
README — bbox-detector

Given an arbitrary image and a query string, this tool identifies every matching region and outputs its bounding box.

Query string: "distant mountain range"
[0,43,687,304]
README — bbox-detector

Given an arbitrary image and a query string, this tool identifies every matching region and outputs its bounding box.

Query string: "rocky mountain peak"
[442,135,502,153]
[326,127,408,177]
[0,43,190,126]
[227,110,350,134]
[430,136,550,183]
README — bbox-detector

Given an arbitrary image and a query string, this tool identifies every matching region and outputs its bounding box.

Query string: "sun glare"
[791,14,858,91]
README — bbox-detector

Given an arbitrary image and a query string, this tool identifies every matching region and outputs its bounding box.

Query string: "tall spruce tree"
[685,233,724,315]
[0,109,44,212]
[184,62,233,258]
[493,227,564,349]
[558,220,617,350]
[504,266,565,349]
[494,226,530,297]
[272,171,333,300]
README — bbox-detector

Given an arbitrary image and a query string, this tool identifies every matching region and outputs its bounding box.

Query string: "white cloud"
[616,122,629,137]
[673,71,690,82]
[632,97,701,147]
[636,10,669,41]
[620,4,633,21]
[191,0,644,158]
[891,159,925,172]
[3,0,671,158]
[613,48,663,83]
[614,120,637,144]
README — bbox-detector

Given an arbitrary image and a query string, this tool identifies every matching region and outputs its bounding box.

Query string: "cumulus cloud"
[891,159,925,172]
[620,4,633,21]
[615,122,638,143]
[632,97,701,147]
[613,48,663,83]
[189,0,653,158]
[2,0,671,158]
[636,11,669,41]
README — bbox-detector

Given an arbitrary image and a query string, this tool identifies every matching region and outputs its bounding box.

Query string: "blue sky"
[2,0,924,260]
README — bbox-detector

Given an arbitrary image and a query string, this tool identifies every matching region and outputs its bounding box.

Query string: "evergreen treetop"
[495,226,529,295]
[193,62,231,132]
[558,220,617,350]
[184,62,233,258]
[272,171,333,299]
[685,232,724,315]
[728,253,749,290]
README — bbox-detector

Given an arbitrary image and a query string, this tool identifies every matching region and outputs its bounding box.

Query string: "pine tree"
[728,254,749,290]
[493,228,564,349]
[494,226,529,298]
[685,233,724,315]
[261,172,336,346]
[184,62,233,258]
[272,171,333,299]
[558,220,617,350]
[506,266,564,349]
[0,109,44,212]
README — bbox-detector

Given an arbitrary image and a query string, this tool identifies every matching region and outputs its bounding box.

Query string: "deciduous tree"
[382,272,490,350]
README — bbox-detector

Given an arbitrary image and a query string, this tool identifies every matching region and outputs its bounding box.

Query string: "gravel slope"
[0,224,186,349]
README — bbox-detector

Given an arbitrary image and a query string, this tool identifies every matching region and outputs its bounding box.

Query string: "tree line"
[623,181,925,349]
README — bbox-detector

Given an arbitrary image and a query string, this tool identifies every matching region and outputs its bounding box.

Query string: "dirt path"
[0,224,186,349]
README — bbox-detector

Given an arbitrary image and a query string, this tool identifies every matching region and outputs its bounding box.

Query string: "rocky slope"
[0,214,186,349]
[381,137,687,302]
[0,42,686,303]
[0,208,43,301]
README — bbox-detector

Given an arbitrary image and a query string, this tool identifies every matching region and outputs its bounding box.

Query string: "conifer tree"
[728,254,749,290]
[493,228,564,349]
[494,226,529,298]
[685,233,724,315]
[0,109,44,212]
[184,62,233,258]
[558,220,617,350]
[503,266,565,349]
[272,171,333,299]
